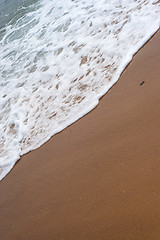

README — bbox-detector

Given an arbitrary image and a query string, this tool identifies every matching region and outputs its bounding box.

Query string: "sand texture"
[0,30,160,240]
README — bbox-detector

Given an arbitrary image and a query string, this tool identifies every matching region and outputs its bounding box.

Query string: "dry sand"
[0,30,160,240]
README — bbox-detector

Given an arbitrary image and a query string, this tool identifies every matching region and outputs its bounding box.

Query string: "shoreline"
[1,30,160,239]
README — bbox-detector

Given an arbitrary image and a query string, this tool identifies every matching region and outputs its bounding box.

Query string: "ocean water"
[0,0,160,180]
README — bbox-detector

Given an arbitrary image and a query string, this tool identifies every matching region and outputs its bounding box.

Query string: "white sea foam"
[0,0,160,180]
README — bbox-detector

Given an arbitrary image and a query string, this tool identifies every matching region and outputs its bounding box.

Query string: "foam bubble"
[0,0,160,180]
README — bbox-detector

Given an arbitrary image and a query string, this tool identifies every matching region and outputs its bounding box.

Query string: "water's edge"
[1,26,159,181]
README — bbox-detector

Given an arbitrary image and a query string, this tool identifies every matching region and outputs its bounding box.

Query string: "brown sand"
[1,30,160,240]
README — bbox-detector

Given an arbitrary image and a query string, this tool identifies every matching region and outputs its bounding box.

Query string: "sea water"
[0,0,160,180]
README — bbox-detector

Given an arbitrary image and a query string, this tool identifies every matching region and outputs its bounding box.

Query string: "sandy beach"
[0,29,160,240]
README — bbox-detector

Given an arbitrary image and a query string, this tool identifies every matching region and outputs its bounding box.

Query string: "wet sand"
[1,30,160,240]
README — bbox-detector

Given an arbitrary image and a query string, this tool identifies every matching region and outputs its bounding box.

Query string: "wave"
[0,0,160,180]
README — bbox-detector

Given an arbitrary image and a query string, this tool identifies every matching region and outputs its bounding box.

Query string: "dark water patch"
[0,0,39,29]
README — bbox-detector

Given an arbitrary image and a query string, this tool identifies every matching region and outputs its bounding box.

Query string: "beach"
[0,28,160,240]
